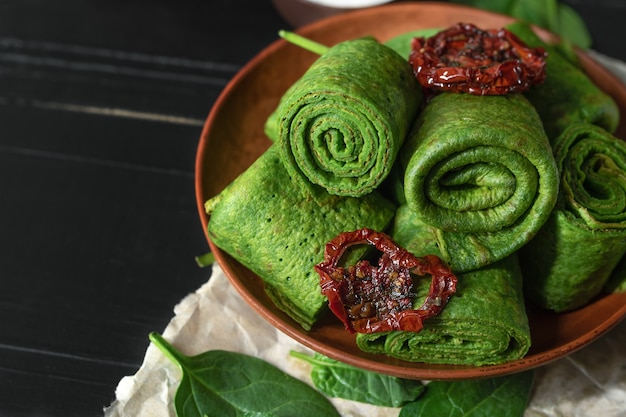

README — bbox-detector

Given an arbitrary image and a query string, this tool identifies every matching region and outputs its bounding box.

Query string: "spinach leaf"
[290,351,425,407]
[399,370,534,417]
[452,0,516,14]
[451,0,591,48]
[509,0,558,30]
[554,4,592,49]
[149,332,340,417]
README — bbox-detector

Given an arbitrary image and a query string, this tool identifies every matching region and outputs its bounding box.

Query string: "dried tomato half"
[314,228,457,334]
[408,22,547,95]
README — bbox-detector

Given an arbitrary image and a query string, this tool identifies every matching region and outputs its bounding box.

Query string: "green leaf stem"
[279,30,330,55]
[194,251,215,268]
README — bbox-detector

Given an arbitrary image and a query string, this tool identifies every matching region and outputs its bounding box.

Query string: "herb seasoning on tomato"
[314,228,457,334]
[408,22,547,95]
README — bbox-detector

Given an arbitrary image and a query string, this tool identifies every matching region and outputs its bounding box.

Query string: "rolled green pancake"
[605,255,626,293]
[507,21,620,141]
[273,37,421,198]
[356,254,531,366]
[394,93,559,272]
[205,145,396,330]
[520,123,626,312]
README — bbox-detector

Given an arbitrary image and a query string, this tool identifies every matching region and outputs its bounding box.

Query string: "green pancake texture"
[393,92,559,273]
[356,254,531,366]
[273,37,421,198]
[205,145,396,330]
[507,21,620,141]
[520,123,626,312]
[605,255,626,293]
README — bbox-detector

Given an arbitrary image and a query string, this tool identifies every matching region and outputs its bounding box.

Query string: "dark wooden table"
[0,1,624,416]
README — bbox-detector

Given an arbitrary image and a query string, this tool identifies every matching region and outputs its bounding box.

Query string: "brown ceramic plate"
[195,2,626,380]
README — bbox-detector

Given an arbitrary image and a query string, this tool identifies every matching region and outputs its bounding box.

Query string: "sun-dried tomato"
[408,22,547,95]
[314,228,457,334]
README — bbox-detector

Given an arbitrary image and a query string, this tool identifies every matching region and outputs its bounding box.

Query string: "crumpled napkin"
[103,264,626,417]
[104,51,626,417]
[103,263,398,417]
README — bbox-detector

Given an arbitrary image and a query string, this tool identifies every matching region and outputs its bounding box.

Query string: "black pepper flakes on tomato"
[409,22,547,95]
[314,228,458,334]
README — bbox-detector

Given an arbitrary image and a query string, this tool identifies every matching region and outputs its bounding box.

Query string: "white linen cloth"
[104,51,626,417]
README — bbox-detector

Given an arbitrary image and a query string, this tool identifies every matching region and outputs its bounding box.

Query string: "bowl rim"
[194,1,626,380]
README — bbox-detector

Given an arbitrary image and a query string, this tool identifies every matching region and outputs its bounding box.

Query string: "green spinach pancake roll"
[205,145,396,330]
[273,37,421,198]
[394,93,559,273]
[507,22,619,141]
[356,254,531,366]
[520,123,626,312]
[605,255,626,293]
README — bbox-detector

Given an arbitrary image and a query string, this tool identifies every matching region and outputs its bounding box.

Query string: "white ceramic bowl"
[272,0,395,27]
